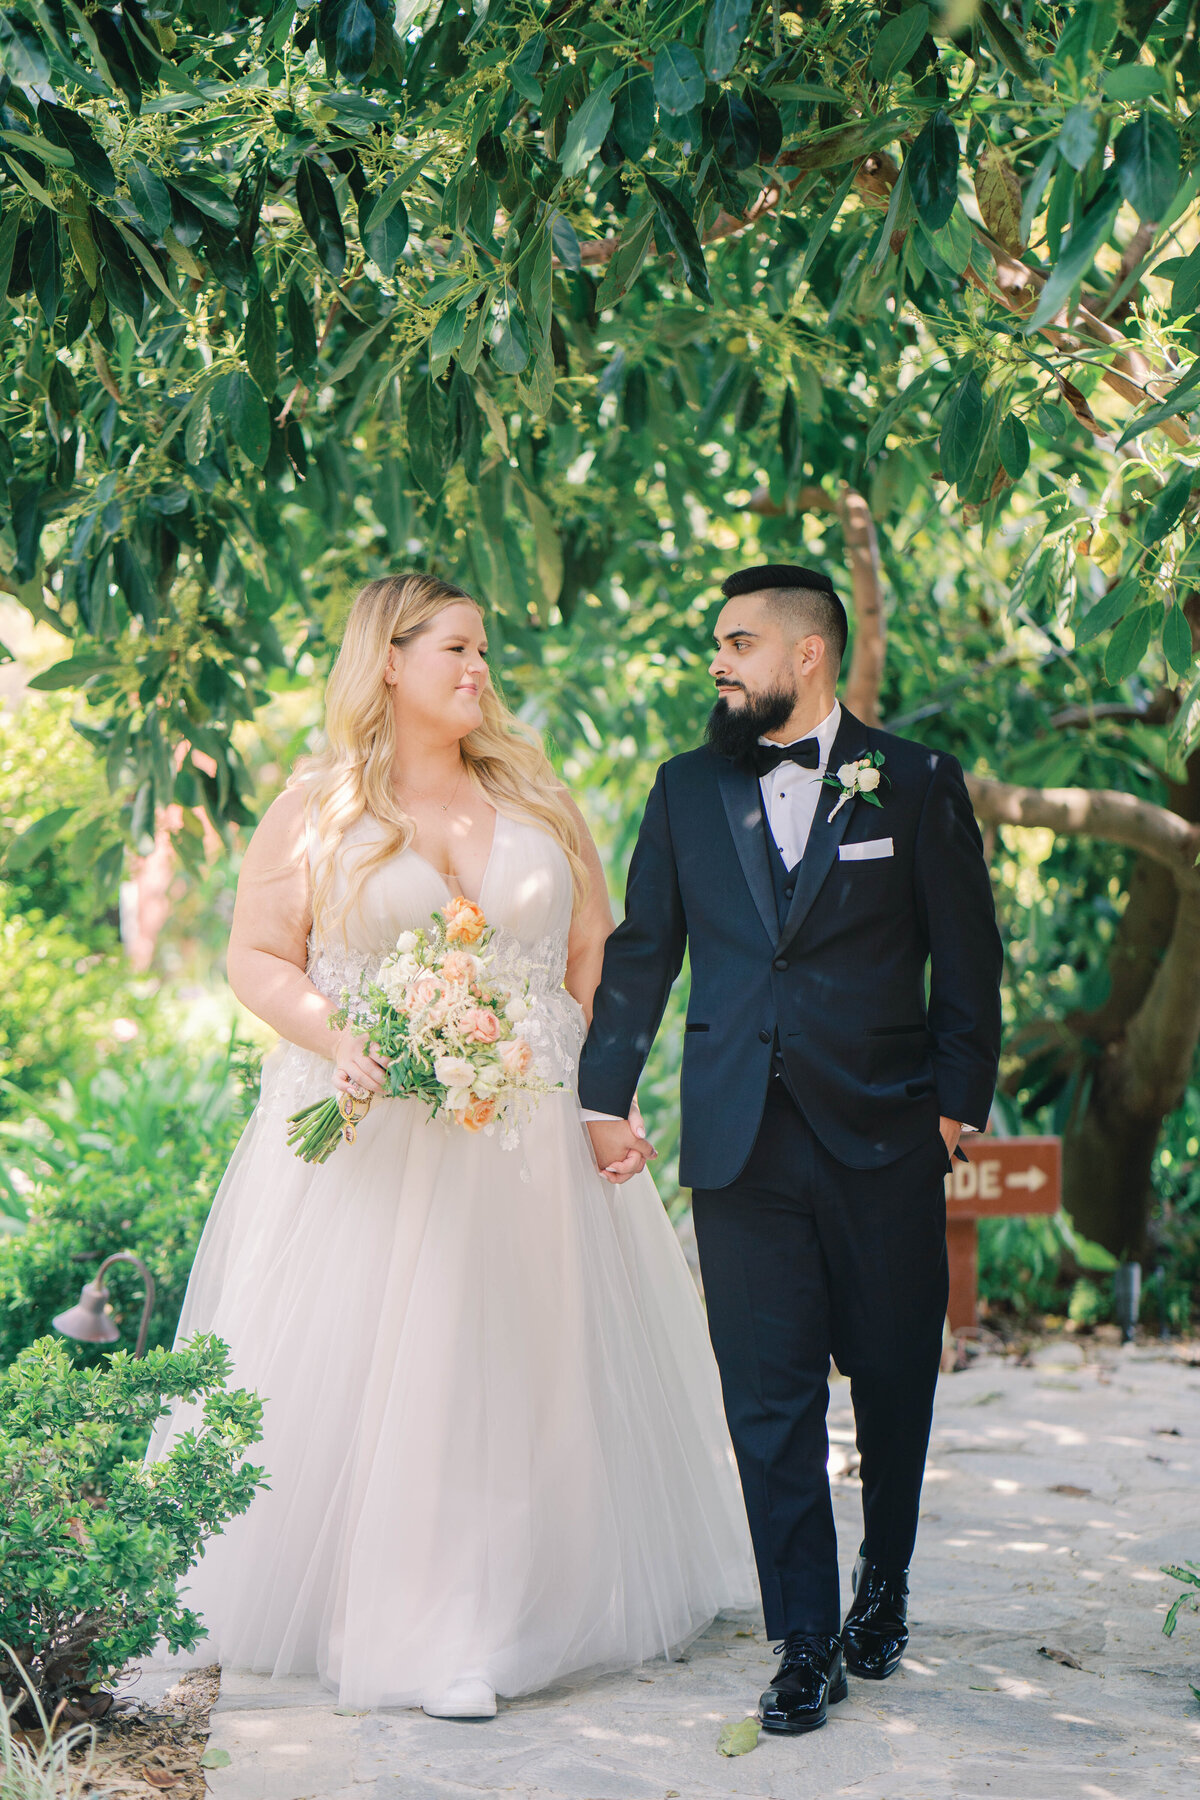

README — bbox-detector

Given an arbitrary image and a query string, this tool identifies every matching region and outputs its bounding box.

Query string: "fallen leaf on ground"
[734,1629,755,1638]
[969,1390,1005,1405]
[1048,1484,1092,1497]
[141,1769,180,1788]
[1153,1426,1182,1436]
[717,1716,761,1756]
[1038,1646,1084,1670]
[199,1748,231,1769]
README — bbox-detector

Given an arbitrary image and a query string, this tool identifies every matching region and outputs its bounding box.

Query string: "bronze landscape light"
[53,1250,157,1358]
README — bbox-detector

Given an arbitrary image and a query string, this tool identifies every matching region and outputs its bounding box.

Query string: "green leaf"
[509,32,545,102]
[361,190,408,273]
[30,207,61,325]
[1163,603,1194,680]
[1143,465,1193,543]
[1104,603,1156,685]
[245,283,278,397]
[654,43,704,116]
[717,1716,760,1757]
[296,159,346,279]
[199,1749,231,1770]
[1026,172,1120,332]
[867,4,929,82]
[613,71,655,162]
[561,68,624,178]
[709,93,759,170]
[226,370,271,467]
[490,294,530,373]
[799,163,857,282]
[407,377,446,498]
[998,413,1030,480]
[938,369,984,489]
[127,159,172,238]
[908,108,958,232]
[1057,103,1100,172]
[286,279,318,381]
[26,653,118,691]
[335,0,377,84]
[704,0,753,82]
[1074,576,1137,648]
[595,207,655,309]
[0,806,78,872]
[1115,359,1200,448]
[0,12,49,86]
[1113,111,1179,223]
[1102,64,1164,102]
[644,174,710,303]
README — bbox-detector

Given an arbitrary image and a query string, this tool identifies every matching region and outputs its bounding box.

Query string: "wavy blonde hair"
[291,572,586,942]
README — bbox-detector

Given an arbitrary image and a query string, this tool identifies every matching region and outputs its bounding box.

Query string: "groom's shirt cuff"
[580,1109,621,1123]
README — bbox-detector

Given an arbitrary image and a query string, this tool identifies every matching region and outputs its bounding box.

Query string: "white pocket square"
[839,838,894,861]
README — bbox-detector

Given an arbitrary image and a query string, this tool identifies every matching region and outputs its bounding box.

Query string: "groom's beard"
[705,684,798,760]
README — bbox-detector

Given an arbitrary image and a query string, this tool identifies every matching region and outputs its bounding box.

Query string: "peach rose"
[456,1094,497,1132]
[443,895,487,944]
[462,1007,502,1044]
[411,974,442,1008]
[500,1037,533,1077]
[440,950,477,986]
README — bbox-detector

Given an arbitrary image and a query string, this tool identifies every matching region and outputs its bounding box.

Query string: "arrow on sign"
[1006,1166,1049,1192]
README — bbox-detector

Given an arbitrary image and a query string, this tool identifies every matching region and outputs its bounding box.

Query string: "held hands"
[587,1098,657,1184]
[332,1023,390,1097]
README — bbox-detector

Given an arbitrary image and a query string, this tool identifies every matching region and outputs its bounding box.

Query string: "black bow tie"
[754,738,821,777]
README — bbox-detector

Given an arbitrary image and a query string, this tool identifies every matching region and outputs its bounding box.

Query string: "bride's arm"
[225,788,338,1057]
[561,798,617,1027]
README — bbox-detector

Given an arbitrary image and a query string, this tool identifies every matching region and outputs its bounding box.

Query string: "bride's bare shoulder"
[243,784,310,874]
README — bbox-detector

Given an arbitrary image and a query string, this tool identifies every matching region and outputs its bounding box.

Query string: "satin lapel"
[776,708,870,957]
[716,756,778,947]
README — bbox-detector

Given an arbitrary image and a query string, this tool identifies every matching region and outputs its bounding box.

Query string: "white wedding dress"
[145,808,756,1708]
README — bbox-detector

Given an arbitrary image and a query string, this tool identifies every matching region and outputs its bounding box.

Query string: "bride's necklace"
[397,761,464,815]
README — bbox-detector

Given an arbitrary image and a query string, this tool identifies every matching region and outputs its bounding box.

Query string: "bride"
[145,571,756,1718]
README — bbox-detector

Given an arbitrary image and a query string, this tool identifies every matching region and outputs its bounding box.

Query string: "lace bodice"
[258,811,584,1119]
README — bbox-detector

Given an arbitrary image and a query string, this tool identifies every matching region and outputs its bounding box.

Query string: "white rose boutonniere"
[822,750,888,822]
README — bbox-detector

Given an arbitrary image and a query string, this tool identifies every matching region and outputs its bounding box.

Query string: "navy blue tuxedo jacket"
[577,706,1004,1189]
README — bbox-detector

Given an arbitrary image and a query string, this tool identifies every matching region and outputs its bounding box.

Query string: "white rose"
[506,994,530,1023]
[836,762,860,788]
[393,931,418,955]
[434,1055,475,1088]
[856,766,881,792]
[471,1062,504,1095]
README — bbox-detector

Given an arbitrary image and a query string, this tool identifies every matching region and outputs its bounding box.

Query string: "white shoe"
[421,1676,496,1720]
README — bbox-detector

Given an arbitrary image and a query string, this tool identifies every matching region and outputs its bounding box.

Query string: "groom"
[579,565,1002,1733]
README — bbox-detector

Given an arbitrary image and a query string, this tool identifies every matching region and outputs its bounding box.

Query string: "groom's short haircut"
[721,564,848,671]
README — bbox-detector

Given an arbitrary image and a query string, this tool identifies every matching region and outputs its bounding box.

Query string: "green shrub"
[0,1333,266,1717]
[0,1041,257,1364]
[978,1210,1118,1321]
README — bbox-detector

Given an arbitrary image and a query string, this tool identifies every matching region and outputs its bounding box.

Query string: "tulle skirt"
[145,1040,757,1708]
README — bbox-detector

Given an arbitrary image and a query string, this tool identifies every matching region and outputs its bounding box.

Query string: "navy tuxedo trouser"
[691,1077,950,1640]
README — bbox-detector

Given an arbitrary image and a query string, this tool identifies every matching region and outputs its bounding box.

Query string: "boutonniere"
[823,751,887,822]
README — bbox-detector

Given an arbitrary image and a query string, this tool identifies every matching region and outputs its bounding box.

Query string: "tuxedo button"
[758,1029,771,1044]
[773,957,788,971]
[784,885,794,900]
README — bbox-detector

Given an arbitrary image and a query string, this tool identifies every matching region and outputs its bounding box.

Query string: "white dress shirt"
[758,701,841,868]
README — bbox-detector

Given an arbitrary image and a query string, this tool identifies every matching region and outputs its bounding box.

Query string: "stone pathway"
[139,1343,1200,1799]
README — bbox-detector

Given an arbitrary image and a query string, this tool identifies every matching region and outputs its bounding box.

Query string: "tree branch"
[839,486,885,726]
[967,775,1200,880]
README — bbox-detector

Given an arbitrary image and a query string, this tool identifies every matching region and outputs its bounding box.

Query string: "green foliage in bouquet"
[0,1039,256,1362]
[0,1333,267,1718]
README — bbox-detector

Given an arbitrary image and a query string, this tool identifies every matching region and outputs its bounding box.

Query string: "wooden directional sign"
[944,1136,1062,1331]
[945,1136,1061,1217]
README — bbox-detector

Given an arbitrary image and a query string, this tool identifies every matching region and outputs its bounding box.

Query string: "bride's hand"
[332,1025,390,1096]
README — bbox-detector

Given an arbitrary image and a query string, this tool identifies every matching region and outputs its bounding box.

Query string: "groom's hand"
[587,1117,657,1184]
[939,1116,963,1158]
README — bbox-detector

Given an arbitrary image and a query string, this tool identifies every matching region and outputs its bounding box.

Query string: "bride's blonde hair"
[291,573,586,941]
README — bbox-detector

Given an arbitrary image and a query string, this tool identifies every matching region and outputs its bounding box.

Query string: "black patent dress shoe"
[841,1551,910,1680]
[758,1633,848,1734]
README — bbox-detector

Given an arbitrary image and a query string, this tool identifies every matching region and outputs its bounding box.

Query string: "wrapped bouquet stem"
[286,897,558,1163]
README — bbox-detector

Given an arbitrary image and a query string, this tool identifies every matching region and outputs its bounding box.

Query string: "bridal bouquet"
[286,896,558,1162]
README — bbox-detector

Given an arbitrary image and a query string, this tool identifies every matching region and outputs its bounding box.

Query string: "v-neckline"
[405,809,503,909]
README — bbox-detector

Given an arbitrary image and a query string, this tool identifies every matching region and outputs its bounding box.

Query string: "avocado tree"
[2,0,1200,1253]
